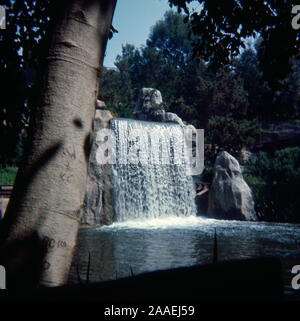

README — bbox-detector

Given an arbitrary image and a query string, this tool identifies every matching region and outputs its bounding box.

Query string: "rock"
[96,99,106,109]
[81,106,115,226]
[160,112,185,127]
[185,124,197,134]
[94,109,113,124]
[208,151,257,221]
[255,121,300,151]
[133,88,194,131]
[133,88,165,121]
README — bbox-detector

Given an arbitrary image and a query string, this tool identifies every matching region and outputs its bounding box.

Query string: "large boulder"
[133,88,191,129]
[133,88,165,121]
[208,151,257,221]
[81,101,115,226]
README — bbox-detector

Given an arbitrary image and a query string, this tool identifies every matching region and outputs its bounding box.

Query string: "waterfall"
[110,118,197,222]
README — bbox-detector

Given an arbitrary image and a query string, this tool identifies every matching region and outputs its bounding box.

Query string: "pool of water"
[68,216,300,298]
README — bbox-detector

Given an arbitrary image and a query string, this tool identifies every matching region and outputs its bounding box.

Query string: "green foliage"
[246,151,272,182]
[273,63,300,120]
[99,61,136,118]
[236,49,300,122]
[207,116,261,156]
[147,10,192,67]
[0,0,53,166]
[246,181,300,223]
[271,147,300,185]
[0,166,18,185]
[245,147,300,222]
[207,67,249,119]
[101,9,300,165]
[108,102,133,119]
[168,0,300,89]
[247,147,300,185]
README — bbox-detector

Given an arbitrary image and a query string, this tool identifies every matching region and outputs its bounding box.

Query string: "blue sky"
[103,0,174,68]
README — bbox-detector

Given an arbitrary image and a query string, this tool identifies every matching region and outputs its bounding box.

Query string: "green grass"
[0,166,18,185]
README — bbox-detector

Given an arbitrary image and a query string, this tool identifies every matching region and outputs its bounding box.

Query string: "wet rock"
[208,151,257,221]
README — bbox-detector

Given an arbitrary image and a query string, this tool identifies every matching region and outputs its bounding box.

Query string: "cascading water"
[70,92,300,297]
[70,119,300,295]
[110,118,197,222]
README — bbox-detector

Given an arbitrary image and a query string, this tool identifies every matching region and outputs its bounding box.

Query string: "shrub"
[0,167,18,185]
[245,147,300,222]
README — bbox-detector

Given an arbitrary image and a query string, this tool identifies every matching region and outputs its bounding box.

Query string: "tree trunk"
[0,0,117,288]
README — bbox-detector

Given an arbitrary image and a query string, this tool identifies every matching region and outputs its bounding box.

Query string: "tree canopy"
[0,0,53,165]
[1,1,300,166]
[99,10,300,158]
[168,0,300,88]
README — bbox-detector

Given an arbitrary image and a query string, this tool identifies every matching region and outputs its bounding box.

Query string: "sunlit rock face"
[133,88,187,128]
[208,151,258,221]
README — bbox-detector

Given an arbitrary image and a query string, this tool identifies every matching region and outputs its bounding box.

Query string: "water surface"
[68,216,300,298]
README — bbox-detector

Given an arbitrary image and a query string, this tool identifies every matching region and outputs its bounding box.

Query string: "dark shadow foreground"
[0,257,284,301]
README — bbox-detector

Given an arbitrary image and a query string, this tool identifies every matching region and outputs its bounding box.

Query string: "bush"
[0,167,18,185]
[272,147,300,185]
[248,182,300,223]
[245,147,300,222]
[247,147,300,184]
[206,116,261,156]
[246,151,271,182]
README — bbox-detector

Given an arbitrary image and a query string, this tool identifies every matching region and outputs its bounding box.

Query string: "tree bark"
[0,0,117,288]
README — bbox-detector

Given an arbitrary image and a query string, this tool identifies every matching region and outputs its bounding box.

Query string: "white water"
[110,118,197,222]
